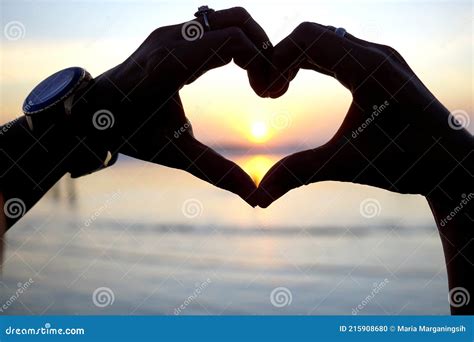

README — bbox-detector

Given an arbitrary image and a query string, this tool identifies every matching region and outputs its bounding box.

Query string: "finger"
[206,7,272,54]
[168,134,259,207]
[124,131,259,207]
[267,64,300,99]
[207,6,275,95]
[258,139,369,208]
[174,27,271,96]
[180,7,276,96]
[324,25,412,69]
[178,27,261,74]
[116,95,258,207]
[258,146,334,208]
[270,22,377,95]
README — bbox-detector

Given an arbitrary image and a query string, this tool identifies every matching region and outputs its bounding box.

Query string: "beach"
[0,153,449,315]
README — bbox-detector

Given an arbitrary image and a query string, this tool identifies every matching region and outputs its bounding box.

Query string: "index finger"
[271,22,377,93]
[174,7,277,96]
[205,7,275,96]
[207,7,272,53]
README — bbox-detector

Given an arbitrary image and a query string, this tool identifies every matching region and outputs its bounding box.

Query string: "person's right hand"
[260,22,473,207]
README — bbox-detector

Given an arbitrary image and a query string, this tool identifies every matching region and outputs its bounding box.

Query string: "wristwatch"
[23,67,92,131]
[22,67,117,178]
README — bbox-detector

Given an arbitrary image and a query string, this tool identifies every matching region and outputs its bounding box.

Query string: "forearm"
[0,117,72,230]
[426,165,473,314]
[0,69,125,231]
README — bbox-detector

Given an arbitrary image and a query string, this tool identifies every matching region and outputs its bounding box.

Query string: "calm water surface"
[0,154,448,315]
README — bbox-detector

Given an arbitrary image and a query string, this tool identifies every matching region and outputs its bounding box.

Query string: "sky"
[1,0,472,149]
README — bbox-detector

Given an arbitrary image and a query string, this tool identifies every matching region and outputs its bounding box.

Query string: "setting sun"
[239,155,277,186]
[250,121,269,143]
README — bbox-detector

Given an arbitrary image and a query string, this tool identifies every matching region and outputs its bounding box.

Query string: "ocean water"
[0,153,449,315]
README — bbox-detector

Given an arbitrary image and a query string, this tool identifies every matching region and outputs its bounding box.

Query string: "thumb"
[258,139,359,208]
[166,134,259,207]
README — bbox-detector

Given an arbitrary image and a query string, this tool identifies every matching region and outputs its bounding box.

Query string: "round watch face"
[23,67,84,115]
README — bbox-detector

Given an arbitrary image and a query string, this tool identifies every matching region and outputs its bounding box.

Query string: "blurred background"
[0,0,472,315]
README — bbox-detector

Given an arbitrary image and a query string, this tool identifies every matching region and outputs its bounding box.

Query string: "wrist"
[70,74,122,133]
[426,170,473,315]
[426,167,473,228]
[65,73,124,177]
[419,127,473,197]
[0,116,74,229]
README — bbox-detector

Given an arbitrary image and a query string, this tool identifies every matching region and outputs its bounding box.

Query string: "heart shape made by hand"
[96,11,465,210]
[2,8,472,317]
[4,8,467,220]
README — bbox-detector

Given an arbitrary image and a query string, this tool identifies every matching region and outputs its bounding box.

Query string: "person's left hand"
[257,22,473,207]
[74,7,284,207]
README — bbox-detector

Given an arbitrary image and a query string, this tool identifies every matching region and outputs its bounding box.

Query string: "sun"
[240,155,276,186]
[250,121,269,143]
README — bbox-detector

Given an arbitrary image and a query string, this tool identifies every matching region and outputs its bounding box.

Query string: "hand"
[259,22,473,207]
[74,7,281,207]
[1,7,287,229]
[258,22,473,315]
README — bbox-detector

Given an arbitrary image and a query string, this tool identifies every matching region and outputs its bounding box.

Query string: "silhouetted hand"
[260,22,473,206]
[258,22,473,315]
[75,7,279,207]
